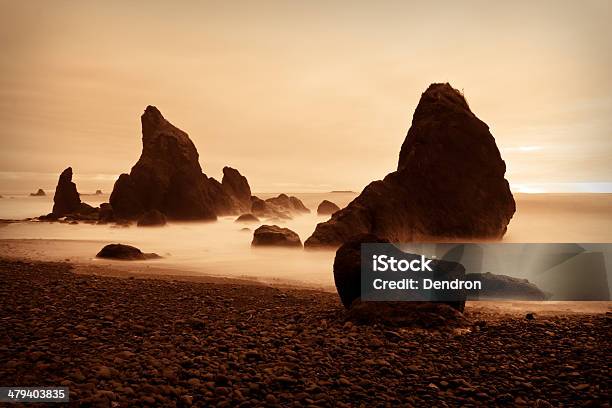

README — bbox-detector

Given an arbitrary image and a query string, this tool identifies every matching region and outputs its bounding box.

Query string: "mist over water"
[1,192,611,288]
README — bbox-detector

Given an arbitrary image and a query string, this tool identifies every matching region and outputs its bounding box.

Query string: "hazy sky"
[0,0,610,193]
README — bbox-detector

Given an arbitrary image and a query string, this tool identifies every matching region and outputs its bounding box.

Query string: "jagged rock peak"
[52,167,81,216]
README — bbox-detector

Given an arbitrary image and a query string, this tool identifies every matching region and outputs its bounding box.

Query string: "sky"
[0,0,610,194]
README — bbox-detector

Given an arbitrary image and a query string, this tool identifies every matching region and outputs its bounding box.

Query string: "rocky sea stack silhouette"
[50,168,82,216]
[109,106,252,221]
[305,83,515,247]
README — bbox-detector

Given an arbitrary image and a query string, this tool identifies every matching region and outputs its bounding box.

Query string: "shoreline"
[1,239,612,315]
[0,257,610,406]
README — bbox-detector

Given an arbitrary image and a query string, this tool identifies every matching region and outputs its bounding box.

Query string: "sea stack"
[109,106,252,220]
[52,167,81,216]
[305,83,515,247]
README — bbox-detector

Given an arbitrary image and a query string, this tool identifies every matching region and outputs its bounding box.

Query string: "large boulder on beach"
[252,225,302,247]
[109,106,253,221]
[466,272,547,300]
[30,189,46,197]
[317,200,340,215]
[137,209,167,227]
[52,167,82,216]
[333,234,466,313]
[96,244,160,260]
[333,234,390,309]
[305,83,515,248]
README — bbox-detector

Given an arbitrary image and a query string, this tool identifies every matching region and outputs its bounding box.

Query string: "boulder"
[52,167,82,216]
[30,189,46,197]
[235,213,260,223]
[137,209,167,227]
[109,106,253,221]
[317,200,340,215]
[466,272,547,300]
[251,225,302,247]
[333,234,466,312]
[333,234,390,309]
[305,83,515,247]
[96,244,160,260]
[266,194,310,213]
[95,190,103,195]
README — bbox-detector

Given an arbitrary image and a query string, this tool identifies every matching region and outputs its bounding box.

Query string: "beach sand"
[1,257,610,407]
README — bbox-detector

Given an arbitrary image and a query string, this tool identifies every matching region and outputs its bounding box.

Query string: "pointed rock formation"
[221,166,252,212]
[109,106,252,221]
[30,189,46,197]
[305,83,515,248]
[52,168,81,216]
[110,106,216,220]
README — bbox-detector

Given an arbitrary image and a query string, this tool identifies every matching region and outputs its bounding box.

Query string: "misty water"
[1,192,611,290]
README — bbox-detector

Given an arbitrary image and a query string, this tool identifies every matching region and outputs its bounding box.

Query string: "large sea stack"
[305,83,515,247]
[52,167,81,216]
[110,106,251,220]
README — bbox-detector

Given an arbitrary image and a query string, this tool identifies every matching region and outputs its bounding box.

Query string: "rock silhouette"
[30,189,46,197]
[317,200,340,215]
[95,190,103,195]
[220,167,252,213]
[333,234,466,312]
[96,244,160,260]
[305,83,515,247]
[333,234,390,309]
[252,225,302,247]
[251,194,310,219]
[52,168,82,216]
[109,106,252,221]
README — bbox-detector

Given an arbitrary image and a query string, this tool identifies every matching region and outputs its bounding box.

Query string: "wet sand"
[0,258,610,407]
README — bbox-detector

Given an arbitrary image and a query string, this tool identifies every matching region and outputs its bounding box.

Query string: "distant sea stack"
[109,106,252,221]
[30,189,46,197]
[305,83,515,248]
[52,168,82,216]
